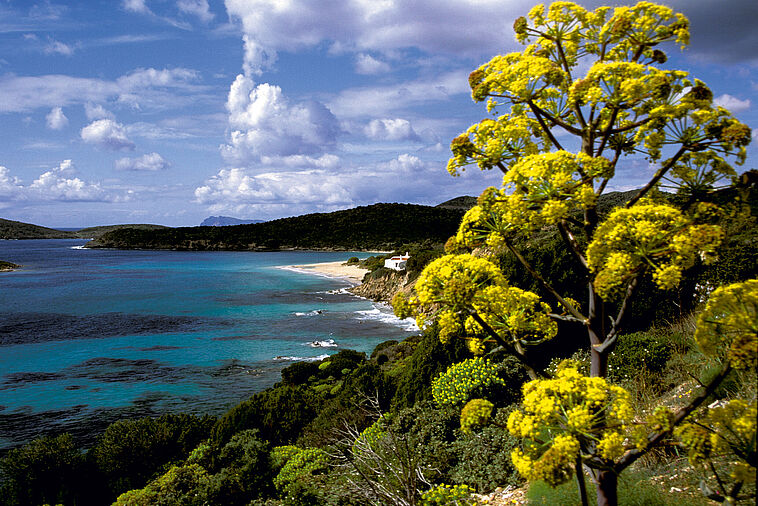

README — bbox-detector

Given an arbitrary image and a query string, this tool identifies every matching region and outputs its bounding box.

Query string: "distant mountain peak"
[200,216,263,227]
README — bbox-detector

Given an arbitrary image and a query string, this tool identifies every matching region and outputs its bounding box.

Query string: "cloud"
[224,0,522,73]
[0,166,24,200]
[84,102,114,120]
[328,70,470,119]
[0,160,127,203]
[43,39,75,56]
[0,67,205,113]
[81,119,136,151]
[714,94,751,113]
[122,0,151,14]
[194,152,492,219]
[45,106,69,130]
[221,75,340,164]
[115,152,171,171]
[365,118,420,141]
[355,54,390,75]
[177,0,213,22]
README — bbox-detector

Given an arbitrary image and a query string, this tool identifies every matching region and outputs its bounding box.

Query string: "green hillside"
[0,218,76,239]
[86,203,466,251]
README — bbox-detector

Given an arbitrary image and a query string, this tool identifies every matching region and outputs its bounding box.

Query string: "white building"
[384,252,410,271]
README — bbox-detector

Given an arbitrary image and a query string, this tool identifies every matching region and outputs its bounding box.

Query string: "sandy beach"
[282,261,369,284]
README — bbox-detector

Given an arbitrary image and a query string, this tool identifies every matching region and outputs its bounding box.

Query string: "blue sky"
[0,0,756,227]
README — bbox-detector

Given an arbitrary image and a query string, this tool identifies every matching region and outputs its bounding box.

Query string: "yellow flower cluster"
[466,285,558,346]
[420,483,476,506]
[507,361,635,485]
[501,151,610,228]
[586,203,724,299]
[400,252,557,353]
[511,434,579,487]
[694,280,758,371]
[432,358,505,407]
[447,114,543,176]
[675,399,756,484]
[460,398,495,433]
[353,416,388,454]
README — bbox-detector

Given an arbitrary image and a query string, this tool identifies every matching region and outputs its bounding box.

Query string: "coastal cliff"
[350,268,416,302]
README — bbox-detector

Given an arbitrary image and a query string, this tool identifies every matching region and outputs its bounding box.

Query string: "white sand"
[282,261,369,284]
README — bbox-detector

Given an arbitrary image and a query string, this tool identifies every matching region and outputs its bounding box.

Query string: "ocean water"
[0,240,418,450]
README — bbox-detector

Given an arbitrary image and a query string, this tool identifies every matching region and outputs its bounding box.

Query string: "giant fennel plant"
[394,2,754,505]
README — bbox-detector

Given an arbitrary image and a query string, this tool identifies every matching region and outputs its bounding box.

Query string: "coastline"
[279,261,369,284]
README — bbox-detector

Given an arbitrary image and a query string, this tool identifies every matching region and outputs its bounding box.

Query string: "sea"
[0,239,419,451]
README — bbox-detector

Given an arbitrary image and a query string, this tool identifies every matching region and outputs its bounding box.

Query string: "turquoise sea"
[0,240,418,450]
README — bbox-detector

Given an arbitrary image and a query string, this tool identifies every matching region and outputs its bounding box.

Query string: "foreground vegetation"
[2,2,756,505]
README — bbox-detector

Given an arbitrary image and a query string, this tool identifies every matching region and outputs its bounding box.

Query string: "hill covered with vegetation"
[86,203,467,251]
[0,218,168,240]
[0,218,77,239]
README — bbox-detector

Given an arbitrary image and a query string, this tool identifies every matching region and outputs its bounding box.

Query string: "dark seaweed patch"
[0,312,233,346]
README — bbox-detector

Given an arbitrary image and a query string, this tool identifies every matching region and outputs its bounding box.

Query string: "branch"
[529,100,583,136]
[626,146,687,207]
[468,311,542,380]
[528,102,566,151]
[553,37,587,130]
[615,362,733,472]
[558,221,589,271]
[504,237,588,323]
[597,276,641,351]
[549,313,587,324]
[594,106,621,157]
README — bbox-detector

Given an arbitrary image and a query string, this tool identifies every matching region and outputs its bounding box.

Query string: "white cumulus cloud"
[115,152,171,171]
[123,0,151,14]
[21,160,125,202]
[365,118,419,141]
[221,75,340,164]
[45,107,69,130]
[177,0,213,22]
[355,54,391,75]
[714,94,751,113]
[81,119,136,151]
[43,40,75,56]
[84,103,115,120]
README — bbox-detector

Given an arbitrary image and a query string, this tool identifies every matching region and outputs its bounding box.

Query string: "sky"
[0,0,756,227]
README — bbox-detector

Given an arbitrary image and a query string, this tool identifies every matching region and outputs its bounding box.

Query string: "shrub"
[113,464,211,506]
[608,331,672,384]
[319,349,366,378]
[392,326,469,410]
[449,410,521,493]
[0,433,83,506]
[91,413,215,498]
[203,430,274,504]
[281,361,320,385]
[212,385,320,446]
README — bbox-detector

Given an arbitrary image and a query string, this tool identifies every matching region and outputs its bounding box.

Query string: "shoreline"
[278,261,370,284]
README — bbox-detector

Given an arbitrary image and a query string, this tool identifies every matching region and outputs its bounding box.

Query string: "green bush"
[113,464,211,506]
[91,413,215,499]
[281,361,320,385]
[273,447,330,505]
[449,410,521,493]
[0,433,83,506]
[298,362,396,446]
[392,326,470,410]
[319,349,366,378]
[203,429,274,504]
[608,331,672,382]
[212,385,320,446]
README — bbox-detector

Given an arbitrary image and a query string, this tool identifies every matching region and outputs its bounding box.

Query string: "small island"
[0,260,19,271]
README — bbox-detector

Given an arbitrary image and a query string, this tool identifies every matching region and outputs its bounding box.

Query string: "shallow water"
[0,240,417,449]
